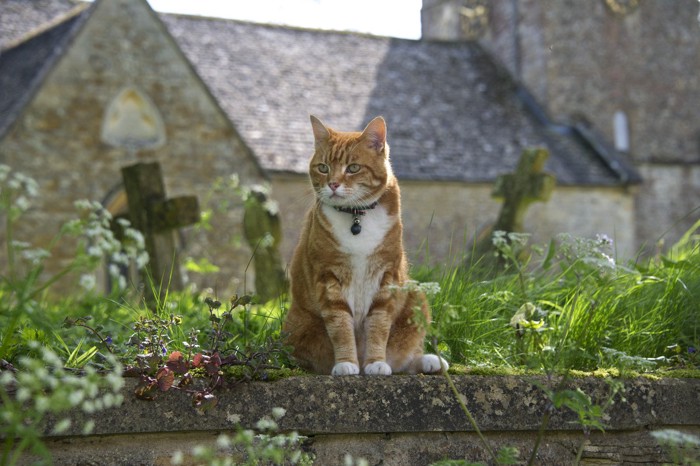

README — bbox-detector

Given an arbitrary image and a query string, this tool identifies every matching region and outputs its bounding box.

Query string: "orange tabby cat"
[282,115,447,376]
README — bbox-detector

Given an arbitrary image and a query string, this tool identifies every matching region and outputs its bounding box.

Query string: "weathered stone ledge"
[31,375,700,465]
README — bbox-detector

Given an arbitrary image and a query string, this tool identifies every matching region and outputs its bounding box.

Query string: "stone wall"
[271,175,637,266]
[29,375,700,465]
[482,0,700,253]
[422,0,700,255]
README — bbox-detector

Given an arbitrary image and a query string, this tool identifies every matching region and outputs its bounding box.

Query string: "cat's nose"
[328,182,340,192]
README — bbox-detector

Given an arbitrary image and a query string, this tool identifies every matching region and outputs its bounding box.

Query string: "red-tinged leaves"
[192,353,204,368]
[156,367,175,392]
[166,351,189,374]
[177,372,193,388]
[193,392,218,412]
[205,352,222,376]
[134,377,158,401]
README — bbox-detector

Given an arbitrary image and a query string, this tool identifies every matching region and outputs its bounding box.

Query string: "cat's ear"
[310,115,330,148]
[361,116,386,153]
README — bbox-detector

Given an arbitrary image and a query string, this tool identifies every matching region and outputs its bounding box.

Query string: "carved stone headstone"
[243,186,287,302]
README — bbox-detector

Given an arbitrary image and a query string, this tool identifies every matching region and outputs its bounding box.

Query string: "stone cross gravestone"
[492,148,555,233]
[468,148,555,267]
[121,162,200,297]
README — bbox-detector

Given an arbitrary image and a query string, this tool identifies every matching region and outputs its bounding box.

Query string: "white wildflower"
[87,245,103,258]
[171,451,184,465]
[264,198,279,216]
[0,164,10,182]
[14,195,31,212]
[21,247,51,265]
[79,274,96,291]
[52,418,72,434]
[82,419,95,435]
[216,434,232,449]
[271,407,286,420]
[73,199,93,211]
[111,251,129,266]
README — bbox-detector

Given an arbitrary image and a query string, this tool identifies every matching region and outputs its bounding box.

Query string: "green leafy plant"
[0,344,124,465]
[0,164,147,362]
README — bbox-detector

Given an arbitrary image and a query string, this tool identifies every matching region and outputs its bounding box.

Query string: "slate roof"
[0,7,89,138]
[0,0,81,50]
[0,2,640,186]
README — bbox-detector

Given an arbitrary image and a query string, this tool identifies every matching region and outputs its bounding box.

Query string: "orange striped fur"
[282,116,447,376]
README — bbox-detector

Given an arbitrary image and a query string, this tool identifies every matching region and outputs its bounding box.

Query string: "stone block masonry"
[26,375,700,465]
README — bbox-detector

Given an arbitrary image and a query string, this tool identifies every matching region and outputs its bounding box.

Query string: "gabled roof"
[163,16,641,186]
[0,3,640,186]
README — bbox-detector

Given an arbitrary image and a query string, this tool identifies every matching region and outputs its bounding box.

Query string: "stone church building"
[1,0,695,295]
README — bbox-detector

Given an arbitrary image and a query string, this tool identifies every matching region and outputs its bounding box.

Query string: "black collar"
[333,202,379,235]
[334,202,379,216]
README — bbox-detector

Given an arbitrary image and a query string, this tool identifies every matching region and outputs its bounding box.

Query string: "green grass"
[415,225,700,374]
[2,227,699,376]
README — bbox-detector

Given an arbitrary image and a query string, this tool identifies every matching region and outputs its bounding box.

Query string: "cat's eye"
[317,163,329,174]
[346,164,361,174]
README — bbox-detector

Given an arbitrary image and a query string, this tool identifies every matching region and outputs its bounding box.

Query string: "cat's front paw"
[331,362,360,376]
[364,361,392,375]
[420,354,449,374]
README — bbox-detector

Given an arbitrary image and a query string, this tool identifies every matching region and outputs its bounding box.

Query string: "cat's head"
[308,115,392,208]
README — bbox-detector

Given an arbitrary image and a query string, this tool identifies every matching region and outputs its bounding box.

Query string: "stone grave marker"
[243,186,288,302]
[121,162,200,298]
[468,148,556,266]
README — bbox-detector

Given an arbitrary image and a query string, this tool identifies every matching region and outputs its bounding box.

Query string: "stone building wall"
[271,175,637,266]
[423,0,700,253]
[0,0,266,295]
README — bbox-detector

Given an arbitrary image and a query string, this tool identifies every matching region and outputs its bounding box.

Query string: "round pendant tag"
[351,223,362,235]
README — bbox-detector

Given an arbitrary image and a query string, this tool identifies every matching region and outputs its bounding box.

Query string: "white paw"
[364,361,392,375]
[421,354,448,374]
[331,362,360,376]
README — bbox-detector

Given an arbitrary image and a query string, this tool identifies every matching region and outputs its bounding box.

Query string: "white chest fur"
[322,204,393,326]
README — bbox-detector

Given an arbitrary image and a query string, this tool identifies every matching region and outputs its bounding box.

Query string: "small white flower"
[255,417,278,431]
[35,396,50,413]
[216,434,232,449]
[74,199,93,211]
[171,451,184,465]
[15,387,30,403]
[7,177,20,190]
[22,247,51,265]
[80,274,96,291]
[135,252,149,269]
[108,263,121,278]
[111,251,129,266]
[264,199,279,216]
[69,390,85,406]
[52,418,72,434]
[10,240,30,251]
[82,419,95,435]
[271,407,286,420]
[15,195,31,212]
[0,164,10,182]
